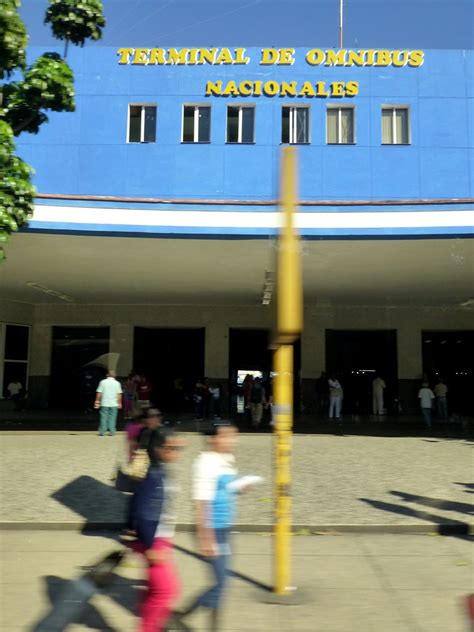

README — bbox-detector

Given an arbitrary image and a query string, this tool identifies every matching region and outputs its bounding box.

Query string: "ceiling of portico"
[0,233,472,307]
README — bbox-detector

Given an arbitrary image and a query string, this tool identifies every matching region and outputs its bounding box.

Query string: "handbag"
[115,467,137,493]
[123,448,150,481]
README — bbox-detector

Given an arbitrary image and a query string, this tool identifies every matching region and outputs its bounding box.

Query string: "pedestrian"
[94,370,122,436]
[7,379,23,411]
[137,374,153,408]
[418,382,435,429]
[209,383,222,419]
[173,423,260,631]
[242,374,254,421]
[123,372,138,420]
[328,375,343,421]
[129,428,184,632]
[315,371,329,417]
[124,412,145,462]
[193,379,205,420]
[249,377,266,429]
[372,375,386,415]
[434,377,448,420]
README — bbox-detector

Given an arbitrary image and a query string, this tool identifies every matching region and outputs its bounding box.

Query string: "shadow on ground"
[360,487,474,539]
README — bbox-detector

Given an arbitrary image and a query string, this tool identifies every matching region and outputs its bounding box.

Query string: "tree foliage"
[45,0,105,47]
[0,0,27,79]
[0,0,105,261]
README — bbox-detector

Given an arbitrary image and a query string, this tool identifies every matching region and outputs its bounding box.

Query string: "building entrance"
[325,329,398,414]
[133,327,205,412]
[50,326,110,410]
[422,330,473,415]
[229,328,301,418]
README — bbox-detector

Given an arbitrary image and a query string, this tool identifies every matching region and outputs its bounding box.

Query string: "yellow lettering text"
[331,81,346,97]
[345,81,359,96]
[222,80,240,96]
[263,80,280,96]
[117,48,134,64]
[238,81,254,96]
[215,48,234,65]
[305,49,325,65]
[197,48,218,64]
[234,48,250,64]
[280,81,297,97]
[325,50,347,66]
[205,81,223,96]
[279,48,295,65]
[261,48,279,64]
[149,48,166,64]
[374,50,392,66]
[167,48,189,64]
[408,50,424,67]
[133,48,149,64]
[299,81,317,97]
[345,50,366,66]
[315,81,330,97]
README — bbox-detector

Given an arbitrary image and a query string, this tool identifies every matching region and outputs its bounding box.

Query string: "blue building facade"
[1,46,473,415]
[16,46,474,238]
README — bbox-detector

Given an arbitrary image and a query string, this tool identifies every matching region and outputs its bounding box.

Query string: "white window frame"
[381,105,411,145]
[127,103,157,143]
[182,104,211,143]
[326,105,356,145]
[226,105,255,144]
[282,105,310,144]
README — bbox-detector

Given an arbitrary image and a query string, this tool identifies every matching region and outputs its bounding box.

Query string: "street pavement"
[0,432,472,530]
[0,530,472,631]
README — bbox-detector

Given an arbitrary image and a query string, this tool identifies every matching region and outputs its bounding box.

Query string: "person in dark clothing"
[128,429,184,632]
[315,371,329,417]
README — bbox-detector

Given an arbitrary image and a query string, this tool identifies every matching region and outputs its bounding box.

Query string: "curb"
[0,522,472,535]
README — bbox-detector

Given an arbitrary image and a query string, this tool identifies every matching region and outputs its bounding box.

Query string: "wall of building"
[12,300,470,409]
[16,48,474,201]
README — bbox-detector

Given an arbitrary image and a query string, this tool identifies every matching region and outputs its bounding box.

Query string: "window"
[182,105,211,143]
[127,105,156,143]
[282,106,309,144]
[227,106,255,143]
[382,106,410,144]
[0,324,30,399]
[327,106,355,144]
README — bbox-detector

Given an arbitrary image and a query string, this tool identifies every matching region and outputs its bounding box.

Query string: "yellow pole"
[273,146,302,596]
[274,343,293,595]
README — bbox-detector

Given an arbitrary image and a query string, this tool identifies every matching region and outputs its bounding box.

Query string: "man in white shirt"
[94,370,122,436]
[372,376,386,415]
[418,382,435,430]
[7,381,23,410]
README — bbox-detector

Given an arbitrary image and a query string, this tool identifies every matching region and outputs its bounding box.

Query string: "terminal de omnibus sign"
[117,48,424,98]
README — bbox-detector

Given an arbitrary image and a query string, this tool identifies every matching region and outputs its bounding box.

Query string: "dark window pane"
[282,107,290,143]
[128,105,141,142]
[183,106,195,142]
[2,361,28,398]
[198,106,210,142]
[227,107,239,143]
[143,106,156,142]
[241,107,254,143]
[5,325,29,360]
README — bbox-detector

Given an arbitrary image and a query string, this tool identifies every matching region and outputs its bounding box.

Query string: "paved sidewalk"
[0,433,472,530]
[0,530,472,631]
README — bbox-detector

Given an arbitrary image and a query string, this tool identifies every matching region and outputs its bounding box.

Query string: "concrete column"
[28,325,52,408]
[398,325,423,380]
[110,324,134,377]
[204,323,229,379]
[397,324,423,413]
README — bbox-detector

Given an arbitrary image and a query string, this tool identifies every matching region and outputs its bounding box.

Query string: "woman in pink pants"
[130,428,184,631]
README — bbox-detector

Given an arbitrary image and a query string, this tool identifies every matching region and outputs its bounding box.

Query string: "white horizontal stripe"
[32,205,474,229]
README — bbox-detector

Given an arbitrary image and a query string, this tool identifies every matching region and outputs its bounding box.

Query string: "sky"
[21,0,474,50]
